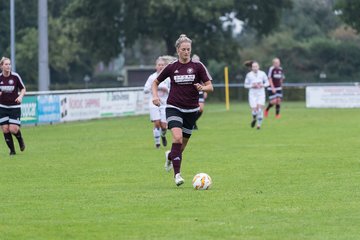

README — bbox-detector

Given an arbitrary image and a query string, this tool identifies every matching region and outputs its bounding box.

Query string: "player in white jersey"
[144,56,175,148]
[244,61,269,130]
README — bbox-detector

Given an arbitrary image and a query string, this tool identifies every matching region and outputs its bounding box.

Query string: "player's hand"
[152,97,161,107]
[271,88,276,94]
[15,96,23,103]
[194,83,203,91]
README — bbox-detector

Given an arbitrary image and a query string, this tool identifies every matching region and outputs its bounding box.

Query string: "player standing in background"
[0,57,26,155]
[144,56,175,148]
[244,61,269,130]
[191,54,207,130]
[152,34,213,186]
[265,58,285,119]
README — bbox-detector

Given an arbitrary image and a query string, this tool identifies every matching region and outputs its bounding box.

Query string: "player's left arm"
[262,72,270,88]
[15,88,26,104]
[281,71,285,85]
[195,80,213,93]
[194,63,214,93]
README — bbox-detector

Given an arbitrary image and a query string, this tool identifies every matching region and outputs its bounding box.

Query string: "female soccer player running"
[144,56,175,148]
[265,58,285,118]
[152,34,213,186]
[244,61,269,130]
[0,57,26,155]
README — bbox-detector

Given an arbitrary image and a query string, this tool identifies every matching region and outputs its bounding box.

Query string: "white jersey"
[244,70,270,92]
[244,70,270,108]
[144,72,170,108]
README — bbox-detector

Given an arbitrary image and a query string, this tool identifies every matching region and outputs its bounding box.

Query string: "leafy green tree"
[65,0,292,62]
[335,0,360,32]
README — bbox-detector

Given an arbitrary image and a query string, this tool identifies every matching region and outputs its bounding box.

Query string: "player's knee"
[153,120,161,128]
[9,126,19,134]
[172,134,183,144]
[1,125,10,133]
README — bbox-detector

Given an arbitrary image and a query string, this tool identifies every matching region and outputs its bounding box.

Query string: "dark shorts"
[0,107,21,126]
[268,89,283,100]
[166,107,197,139]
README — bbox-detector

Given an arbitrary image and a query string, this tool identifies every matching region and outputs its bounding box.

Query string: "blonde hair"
[192,54,200,62]
[0,57,10,66]
[175,34,192,49]
[160,55,177,65]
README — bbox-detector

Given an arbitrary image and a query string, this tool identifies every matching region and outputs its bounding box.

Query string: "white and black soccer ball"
[192,173,212,190]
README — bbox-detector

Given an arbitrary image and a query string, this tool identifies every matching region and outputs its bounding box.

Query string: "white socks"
[257,109,263,127]
[153,128,161,145]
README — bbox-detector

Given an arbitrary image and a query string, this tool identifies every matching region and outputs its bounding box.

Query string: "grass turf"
[0,102,359,239]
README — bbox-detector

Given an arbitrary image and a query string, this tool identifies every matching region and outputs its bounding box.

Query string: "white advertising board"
[306,86,360,108]
[60,93,102,121]
[100,91,138,117]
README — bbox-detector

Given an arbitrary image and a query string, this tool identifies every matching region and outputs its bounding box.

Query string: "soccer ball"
[192,173,212,190]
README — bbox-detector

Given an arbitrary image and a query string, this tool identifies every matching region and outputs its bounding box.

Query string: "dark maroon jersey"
[0,72,25,107]
[157,60,212,110]
[268,66,285,88]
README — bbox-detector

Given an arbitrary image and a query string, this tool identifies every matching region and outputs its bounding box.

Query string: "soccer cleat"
[264,110,269,118]
[164,150,173,172]
[257,126,261,130]
[161,136,167,147]
[193,123,198,130]
[275,114,281,119]
[9,151,16,156]
[156,144,161,149]
[251,119,257,128]
[175,173,184,186]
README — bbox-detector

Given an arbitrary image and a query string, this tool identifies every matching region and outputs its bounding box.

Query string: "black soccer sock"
[13,130,25,150]
[4,132,15,153]
[13,130,23,142]
[266,103,273,111]
[276,104,281,115]
[161,128,167,137]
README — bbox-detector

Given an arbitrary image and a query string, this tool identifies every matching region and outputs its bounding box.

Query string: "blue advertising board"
[37,95,61,123]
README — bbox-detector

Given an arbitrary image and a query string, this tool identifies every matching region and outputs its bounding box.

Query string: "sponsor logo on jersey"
[174,70,179,73]
[1,86,15,92]
[187,68,194,74]
[8,79,14,85]
[174,75,195,84]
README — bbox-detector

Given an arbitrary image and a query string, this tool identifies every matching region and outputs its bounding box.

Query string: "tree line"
[0,0,359,90]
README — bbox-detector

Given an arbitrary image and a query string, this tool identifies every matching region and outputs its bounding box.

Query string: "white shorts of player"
[149,105,167,123]
[248,90,265,108]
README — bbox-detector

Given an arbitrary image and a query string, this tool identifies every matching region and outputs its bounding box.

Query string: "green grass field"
[0,102,359,239]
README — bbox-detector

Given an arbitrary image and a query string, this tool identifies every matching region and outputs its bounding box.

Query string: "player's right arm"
[152,79,161,106]
[244,73,252,89]
[152,64,171,106]
[268,67,276,93]
[269,77,275,93]
[144,76,153,94]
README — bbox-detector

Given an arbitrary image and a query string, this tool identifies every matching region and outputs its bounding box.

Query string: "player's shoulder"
[147,71,158,81]
[245,71,253,78]
[259,70,266,74]
[192,59,206,67]
[167,59,179,67]
[11,71,21,79]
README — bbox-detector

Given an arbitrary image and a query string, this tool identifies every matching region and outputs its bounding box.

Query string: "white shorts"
[149,106,167,123]
[249,91,265,108]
